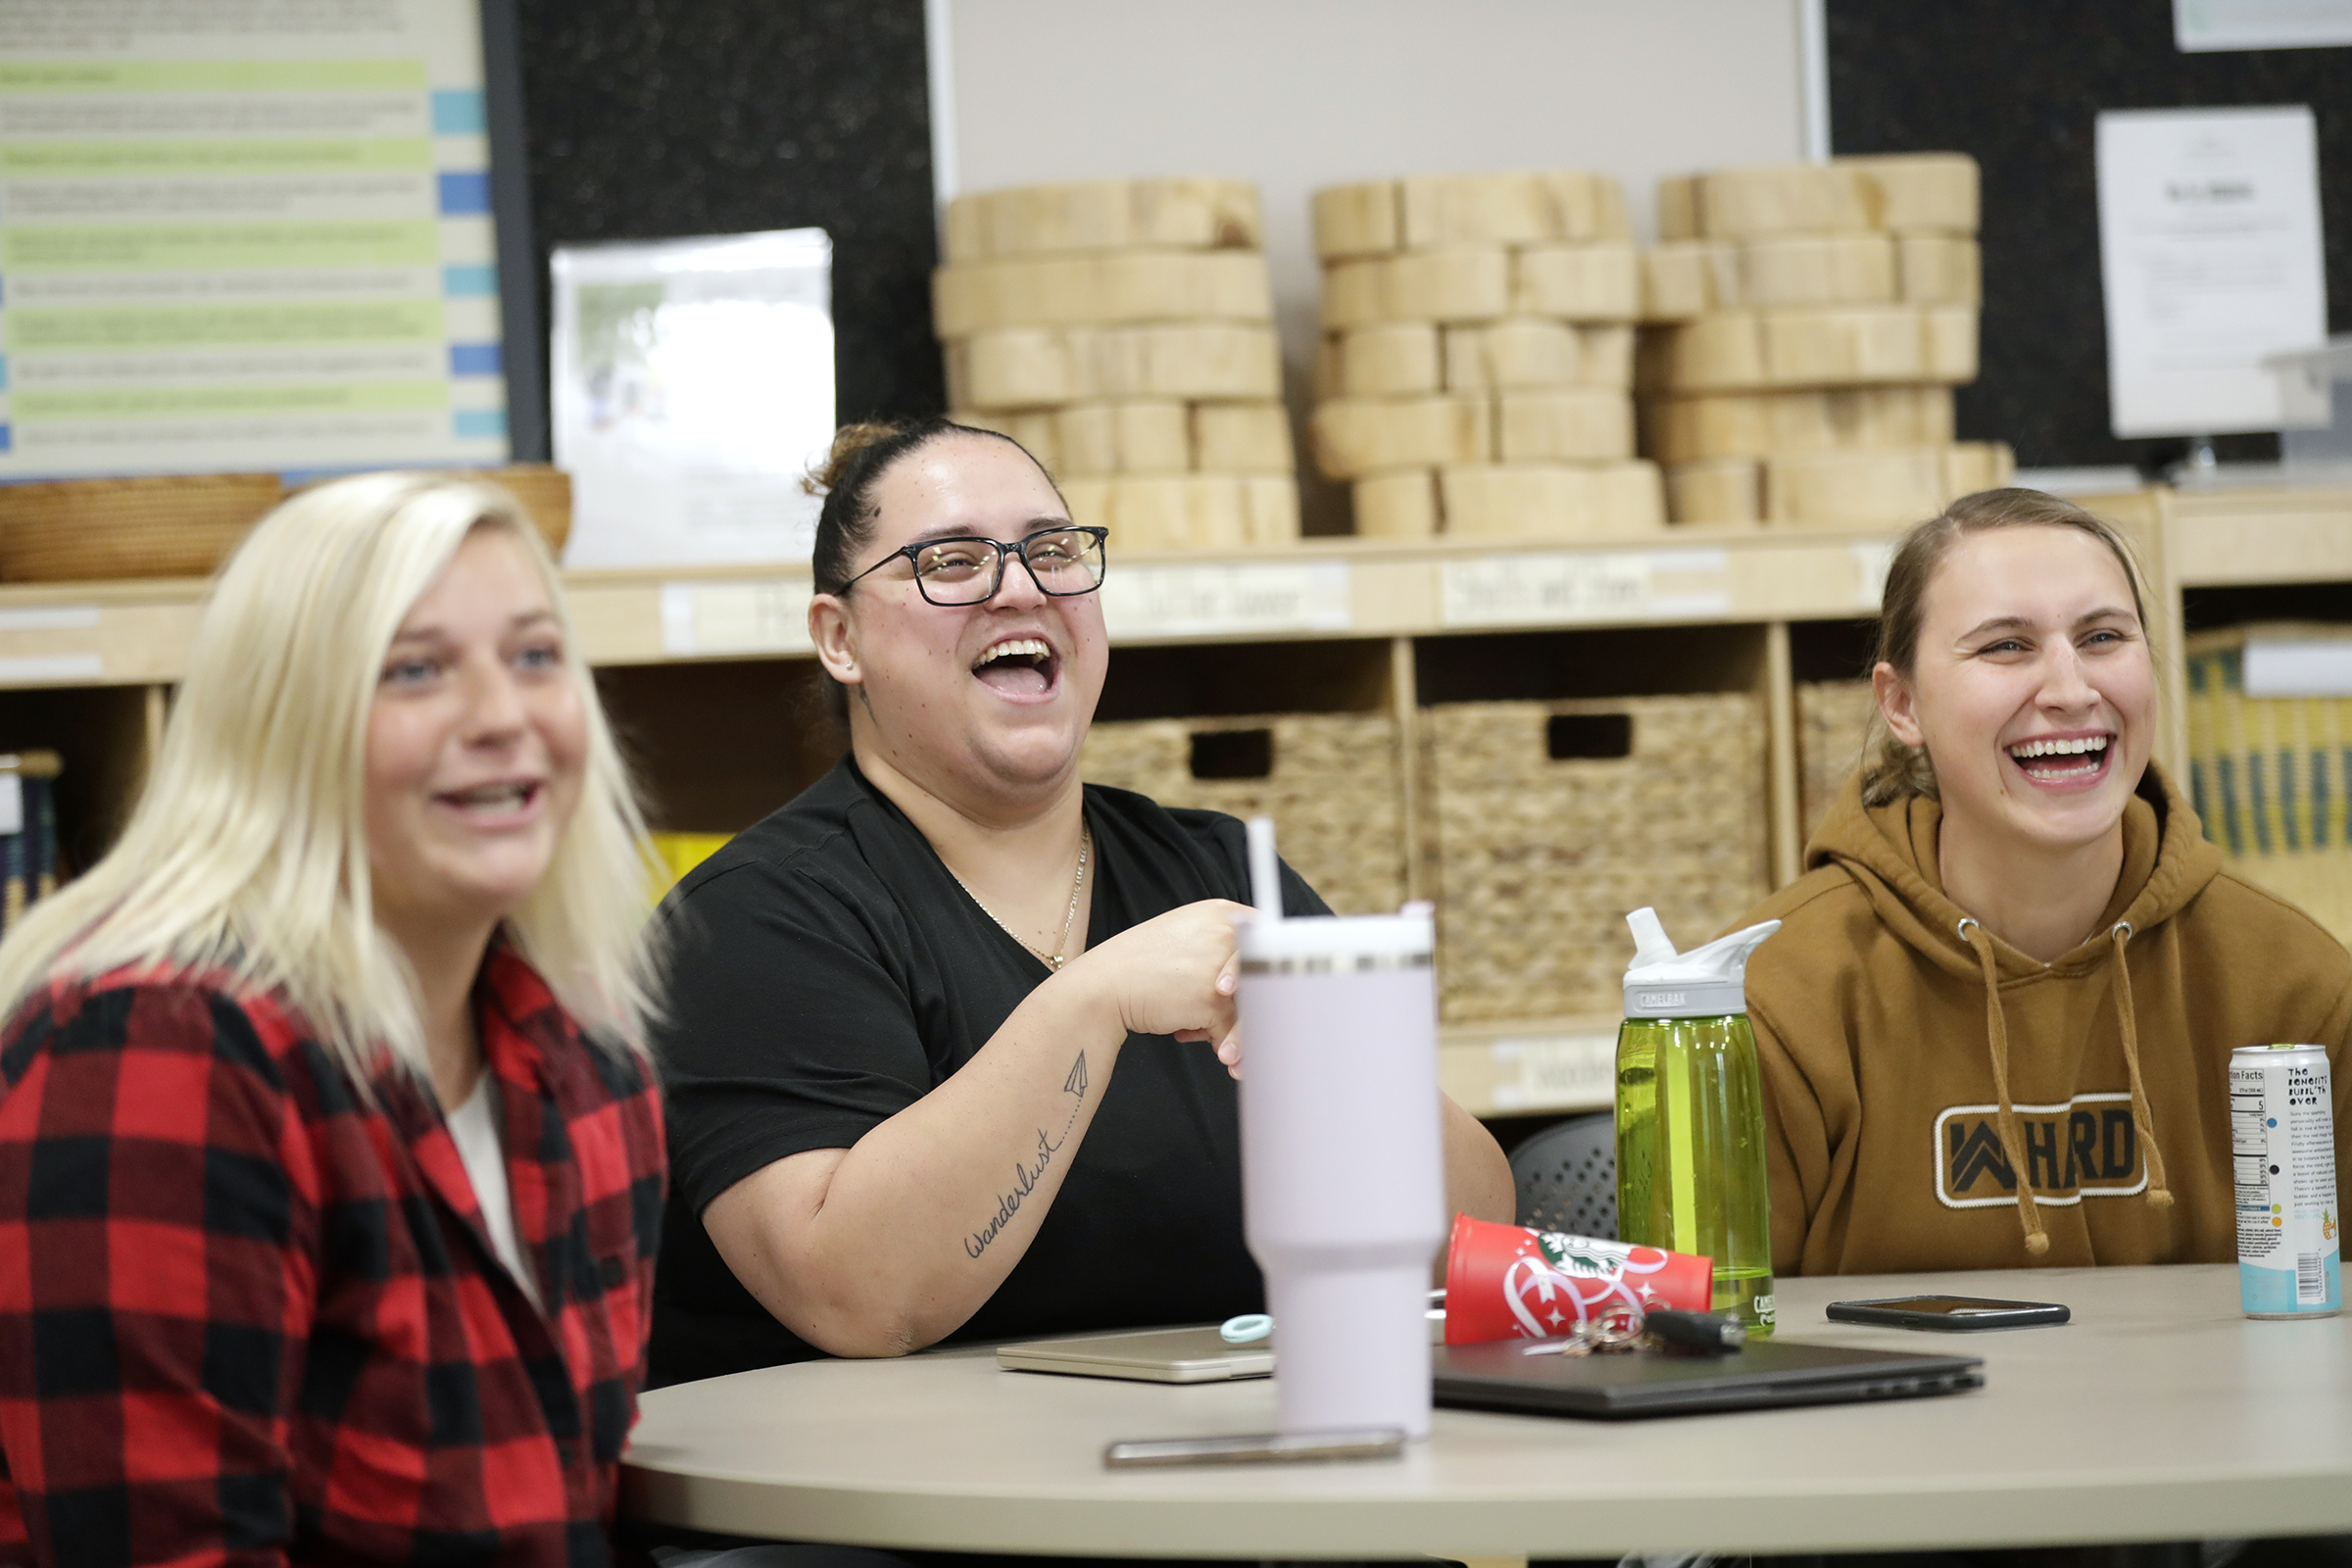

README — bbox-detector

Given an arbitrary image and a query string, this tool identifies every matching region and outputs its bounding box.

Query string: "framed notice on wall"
[551,228,834,568]
[2094,105,2329,439]
[0,0,528,479]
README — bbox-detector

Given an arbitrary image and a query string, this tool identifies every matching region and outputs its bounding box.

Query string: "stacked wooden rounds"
[1307,171,1661,542]
[1639,155,2014,526]
[936,179,1300,552]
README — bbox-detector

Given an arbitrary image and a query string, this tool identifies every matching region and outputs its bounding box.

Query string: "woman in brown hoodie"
[1745,488,2351,1275]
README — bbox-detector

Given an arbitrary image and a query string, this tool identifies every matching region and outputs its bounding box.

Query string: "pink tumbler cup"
[1236,820,1446,1440]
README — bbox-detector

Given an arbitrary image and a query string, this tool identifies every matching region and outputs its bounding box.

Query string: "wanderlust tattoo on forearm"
[965,1052,1089,1259]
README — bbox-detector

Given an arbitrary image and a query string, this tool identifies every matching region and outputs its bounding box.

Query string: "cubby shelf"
[0,523,1930,686]
[9,483,2348,1117]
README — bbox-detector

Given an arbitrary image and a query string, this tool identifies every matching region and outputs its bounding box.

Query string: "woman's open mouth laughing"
[2006,731,2113,789]
[433,777,546,826]
[971,635,1061,701]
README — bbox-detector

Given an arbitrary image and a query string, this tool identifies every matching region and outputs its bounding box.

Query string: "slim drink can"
[2230,1044,2340,1319]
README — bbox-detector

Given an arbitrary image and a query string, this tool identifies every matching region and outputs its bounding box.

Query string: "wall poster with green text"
[0,0,509,478]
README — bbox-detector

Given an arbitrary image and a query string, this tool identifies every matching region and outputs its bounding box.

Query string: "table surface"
[620,1264,2352,1558]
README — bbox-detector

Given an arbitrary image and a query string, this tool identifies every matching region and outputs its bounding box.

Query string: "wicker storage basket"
[0,474,284,582]
[0,466,569,585]
[2185,628,2352,947]
[466,464,572,556]
[1425,694,1770,1021]
[1080,711,1406,915]
[1797,679,1878,842]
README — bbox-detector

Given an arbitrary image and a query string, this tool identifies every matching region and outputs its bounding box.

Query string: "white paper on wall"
[2095,106,2328,439]
[552,228,834,568]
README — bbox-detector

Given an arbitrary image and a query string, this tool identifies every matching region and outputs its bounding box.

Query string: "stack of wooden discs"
[936,178,1299,552]
[1306,170,1659,541]
[1639,155,2014,527]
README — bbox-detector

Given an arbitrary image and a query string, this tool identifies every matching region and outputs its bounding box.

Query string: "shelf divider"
[1762,619,1803,888]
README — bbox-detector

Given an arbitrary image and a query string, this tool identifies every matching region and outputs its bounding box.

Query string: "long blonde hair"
[1860,488,2156,807]
[0,471,663,1082]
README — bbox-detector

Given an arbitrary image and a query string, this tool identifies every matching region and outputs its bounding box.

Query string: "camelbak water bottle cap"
[1620,908,1782,1018]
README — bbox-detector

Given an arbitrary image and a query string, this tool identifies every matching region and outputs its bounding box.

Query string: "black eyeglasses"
[835,525,1108,607]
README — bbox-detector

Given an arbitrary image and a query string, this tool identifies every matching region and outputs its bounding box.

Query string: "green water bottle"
[1614,907,1781,1335]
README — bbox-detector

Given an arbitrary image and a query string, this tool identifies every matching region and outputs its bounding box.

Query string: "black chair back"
[1507,1112,1617,1240]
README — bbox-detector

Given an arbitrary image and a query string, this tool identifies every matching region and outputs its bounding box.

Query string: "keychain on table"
[1518,1305,1746,1357]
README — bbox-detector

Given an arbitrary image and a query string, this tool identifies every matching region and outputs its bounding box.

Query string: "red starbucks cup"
[1443,1214,1713,1345]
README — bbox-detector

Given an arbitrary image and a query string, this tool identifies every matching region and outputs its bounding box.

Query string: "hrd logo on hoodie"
[1935,1092,2149,1207]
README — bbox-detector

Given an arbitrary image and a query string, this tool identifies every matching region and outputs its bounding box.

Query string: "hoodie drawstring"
[2107,921,2175,1211]
[1956,917,2177,1259]
[1956,918,2049,1256]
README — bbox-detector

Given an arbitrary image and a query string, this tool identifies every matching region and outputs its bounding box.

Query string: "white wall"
[937,0,1811,520]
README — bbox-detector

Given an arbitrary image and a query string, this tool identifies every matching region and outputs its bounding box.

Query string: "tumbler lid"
[1235,905,1434,968]
[1238,813,1434,968]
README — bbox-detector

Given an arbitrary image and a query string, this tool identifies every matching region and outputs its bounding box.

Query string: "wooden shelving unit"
[8,484,2348,1116]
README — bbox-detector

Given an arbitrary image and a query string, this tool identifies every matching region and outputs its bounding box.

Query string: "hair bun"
[803,420,913,497]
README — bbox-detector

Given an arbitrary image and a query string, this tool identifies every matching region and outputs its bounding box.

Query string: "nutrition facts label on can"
[2230,1070,2279,1260]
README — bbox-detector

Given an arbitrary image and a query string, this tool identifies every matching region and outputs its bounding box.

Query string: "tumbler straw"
[1247,814,1283,923]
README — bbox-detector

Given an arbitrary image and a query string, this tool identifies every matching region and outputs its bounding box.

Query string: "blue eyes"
[383,657,440,686]
[379,643,564,687]
[1976,629,2131,658]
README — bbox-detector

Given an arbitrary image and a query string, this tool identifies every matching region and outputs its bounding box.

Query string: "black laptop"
[1434,1337,1984,1420]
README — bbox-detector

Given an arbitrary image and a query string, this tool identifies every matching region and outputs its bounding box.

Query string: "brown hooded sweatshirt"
[1745,761,2352,1276]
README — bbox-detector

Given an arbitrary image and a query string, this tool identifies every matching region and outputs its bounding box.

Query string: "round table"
[621,1264,2352,1558]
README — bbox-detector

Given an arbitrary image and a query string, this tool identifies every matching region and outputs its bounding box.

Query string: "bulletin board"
[510,0,942,427]
[1827,0,2352,470]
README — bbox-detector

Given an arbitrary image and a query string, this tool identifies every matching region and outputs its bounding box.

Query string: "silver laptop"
[997,1325,1274,1383]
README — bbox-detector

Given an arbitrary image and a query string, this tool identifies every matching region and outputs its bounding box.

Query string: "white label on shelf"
[0,655,105,684]
[659,581,813,657]
[2244,637,2352,697]
[0,607,100,633]
[1487,1030,1618,1111]
[1440,550,1728,628]
[1099,561,1351,639]
[1852,541,1898,611]
[0,776,21,838]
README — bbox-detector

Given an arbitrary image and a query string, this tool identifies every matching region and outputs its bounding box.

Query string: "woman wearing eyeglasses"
[649,419,1512,1383]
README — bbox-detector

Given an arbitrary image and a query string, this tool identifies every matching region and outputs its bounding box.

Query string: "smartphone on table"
[1826,1295,2069,1330]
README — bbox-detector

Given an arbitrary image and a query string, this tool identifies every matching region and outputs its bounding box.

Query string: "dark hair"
[804,416,1045,718]
[1861,488,2154,807]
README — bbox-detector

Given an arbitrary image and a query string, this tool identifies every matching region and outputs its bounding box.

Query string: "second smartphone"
[1826,1295,2071,1330]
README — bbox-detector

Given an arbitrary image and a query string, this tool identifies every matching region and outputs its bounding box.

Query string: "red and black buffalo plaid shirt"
[0,945,665,1566]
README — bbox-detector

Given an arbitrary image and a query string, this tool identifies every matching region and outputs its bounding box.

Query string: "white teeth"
[977,637,1051,667]
[2009,736,2109,760]
[452,783,529,807]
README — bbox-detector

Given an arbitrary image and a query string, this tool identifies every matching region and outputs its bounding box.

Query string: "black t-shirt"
[648,757,1327,1387]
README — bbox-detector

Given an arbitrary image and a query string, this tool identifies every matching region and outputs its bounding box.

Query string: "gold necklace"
[950,823,1091,970]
